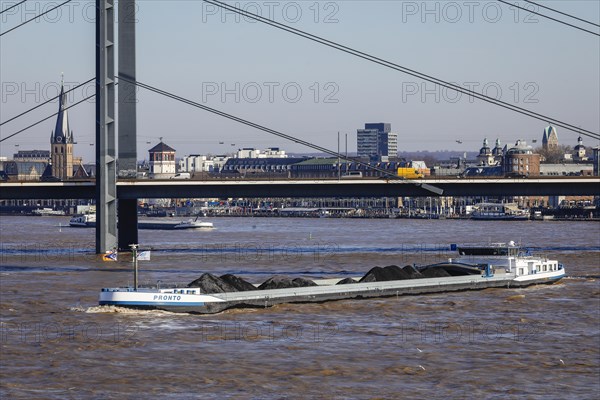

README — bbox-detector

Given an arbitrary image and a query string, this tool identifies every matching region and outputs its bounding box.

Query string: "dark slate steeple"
[51,77,74,145]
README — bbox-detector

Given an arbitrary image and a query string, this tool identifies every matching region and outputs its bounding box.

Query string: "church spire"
[51,79,73,144]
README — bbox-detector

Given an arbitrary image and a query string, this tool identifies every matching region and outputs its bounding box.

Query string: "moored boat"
[471,203,530,220]
[33,208,66,216]
[69,213,96,227]
[67,213,213,230]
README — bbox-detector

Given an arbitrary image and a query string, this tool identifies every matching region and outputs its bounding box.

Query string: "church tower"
[542,126,558,150]
[50,79,74,179]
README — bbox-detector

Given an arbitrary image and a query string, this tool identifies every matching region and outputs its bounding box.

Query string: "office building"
[357,123,397,161]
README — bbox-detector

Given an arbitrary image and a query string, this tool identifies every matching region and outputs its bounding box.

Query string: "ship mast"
[130,243,138,290]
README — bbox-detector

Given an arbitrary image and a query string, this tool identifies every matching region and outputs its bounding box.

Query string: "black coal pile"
[188,263,451,294]
[402,265,424,279]
[188,273,256,293]
[258,276,317,290]
[219,274,257,291]
[188,273,318,293]
[187,273,247,294]
[420,267,452,278]
[359,265,414,283]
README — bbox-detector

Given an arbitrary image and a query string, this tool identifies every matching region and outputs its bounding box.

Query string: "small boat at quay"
[68,214,213,230]
[99,242,565,314]
[471,203,530,220]
[33,208,66,216]
[69,213,96,227]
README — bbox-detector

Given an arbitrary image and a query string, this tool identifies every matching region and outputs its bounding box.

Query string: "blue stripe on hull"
[100,301,205,307]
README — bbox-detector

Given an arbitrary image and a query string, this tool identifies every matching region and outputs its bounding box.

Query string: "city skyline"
[1,1,599,162]
[3,123,596,165]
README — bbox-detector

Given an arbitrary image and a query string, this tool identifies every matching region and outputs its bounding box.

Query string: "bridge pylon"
[95,0,117,253]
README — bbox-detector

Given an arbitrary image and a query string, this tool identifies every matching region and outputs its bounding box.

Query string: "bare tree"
[535,145,572,163]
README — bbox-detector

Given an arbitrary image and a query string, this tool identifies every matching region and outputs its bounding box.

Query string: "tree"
[535,145,572,163]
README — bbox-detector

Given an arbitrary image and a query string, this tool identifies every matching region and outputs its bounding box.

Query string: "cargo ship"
[98,242,565,314]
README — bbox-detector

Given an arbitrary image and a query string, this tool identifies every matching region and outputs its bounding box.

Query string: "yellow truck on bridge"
[397,167,424,179]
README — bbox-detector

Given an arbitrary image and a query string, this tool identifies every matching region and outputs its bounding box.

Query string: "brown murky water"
[1,216,599,399]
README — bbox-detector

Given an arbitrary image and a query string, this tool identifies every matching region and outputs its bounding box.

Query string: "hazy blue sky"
[1,0,599,162]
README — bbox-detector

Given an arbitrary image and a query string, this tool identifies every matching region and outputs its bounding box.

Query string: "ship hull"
[99,271,565,314]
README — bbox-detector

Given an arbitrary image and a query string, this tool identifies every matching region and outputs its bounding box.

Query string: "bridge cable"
[118,75,444,195]
[203,0,599,140]
[0,0,72,37]
[0,83,119,142]
[522,0,600,29]
[0,93,95,143]
[0,0,27,15]
[496,0,599,36]
[1,78,94,127]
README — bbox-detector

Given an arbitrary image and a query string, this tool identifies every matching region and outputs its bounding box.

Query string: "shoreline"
[1,212,599,222]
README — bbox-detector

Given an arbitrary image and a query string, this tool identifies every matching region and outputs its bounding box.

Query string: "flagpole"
[130,243,138,291]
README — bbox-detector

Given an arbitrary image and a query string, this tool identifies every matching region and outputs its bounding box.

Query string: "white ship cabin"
[455,242,564,277]
[101,287,202,294]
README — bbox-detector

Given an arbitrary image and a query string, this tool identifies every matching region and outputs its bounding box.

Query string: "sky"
[1,0,599,162]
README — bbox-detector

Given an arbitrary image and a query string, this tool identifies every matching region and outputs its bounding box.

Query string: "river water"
[0,216,598,399]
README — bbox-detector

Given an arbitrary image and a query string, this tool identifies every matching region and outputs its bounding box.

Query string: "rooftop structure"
[542,126,558,150]
[148,140,176,179]
[13,150,50,162]
[236,147,288,159]
[573,136,587,161]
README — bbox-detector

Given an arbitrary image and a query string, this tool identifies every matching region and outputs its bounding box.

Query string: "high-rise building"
[357,129,379,159]
[50,82,74,179]
[357,123,397,161]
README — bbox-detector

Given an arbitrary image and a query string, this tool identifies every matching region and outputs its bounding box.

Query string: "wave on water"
[76,305,177,315]
[1,245,597,257]
[563,275,600,280]
[157,244,455,254]
[75,305,234,318]
[0,247,94,255]
[0,265,133,273]
[146,245,600,254]
[0,265,88,273]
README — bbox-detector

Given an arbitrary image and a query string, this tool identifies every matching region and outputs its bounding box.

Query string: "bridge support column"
[118,199,138,250]
[95,0,117,253]
[117,0,138,250]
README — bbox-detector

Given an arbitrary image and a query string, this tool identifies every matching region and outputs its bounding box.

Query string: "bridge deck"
[0,177,598,199]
